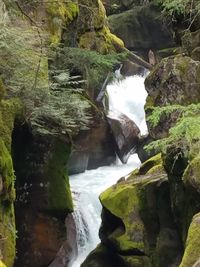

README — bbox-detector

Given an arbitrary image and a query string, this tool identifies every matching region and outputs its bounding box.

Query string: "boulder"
[120,60,145,76]
[181,29,200,57]
[68,119,116,174]
[107,111,140,163]
[108,3,175,53]
[12,125,73,267]
[145,55,200,139]
[145,55,200,107]
[97,157,182,267]
[49,214,77,267]
[179,213,200,267]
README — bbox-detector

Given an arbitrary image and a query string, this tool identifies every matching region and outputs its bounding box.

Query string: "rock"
[107,111,140,163]
[49,214,77,267]
[108,3,175,53]
[137,134,155,163]
[182,29,200,56]
[191,47,200,61]
[98,158,182,266]
[68,151,89,175]
[68,119,116,174]
[0,261,6,267]
[120,60,145,76]
[179,213,200,267]
[12,124,73,267]
[81,244,125,267]
[14,211,66,267]
[145,55,200,139]
[0,139,16,267]
[145,55,200,107]
[76,0,124,53]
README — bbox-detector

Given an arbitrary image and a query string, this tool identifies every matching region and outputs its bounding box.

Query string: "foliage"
[153,0,200,28]
[0,2,92,139]
[146,104,200,157]
[29,69,92,137]
[52,46,127,91]
[147,103,200,127]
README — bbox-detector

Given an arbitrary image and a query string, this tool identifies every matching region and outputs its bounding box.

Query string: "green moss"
[179,213,200,267]
[0,260,6,267]
[120,255,152,267]
[47,140,73,215]
[0,99,22,150]
[0,203,15,267]
[79,26,124,54]
[0,139,16,266]
[0,139,15,202]
[0,80,6,102]
[100,182,146,253]
[46,1,79,44]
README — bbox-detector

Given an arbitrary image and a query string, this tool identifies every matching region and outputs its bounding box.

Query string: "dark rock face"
[49,214,77,267]
[68,119,116,174]
[12,124,73,267]
[137,134,155,163]
[108,4,175,53]
[107,111,140,163]
[182,29,200,61]
[145,55,200,139]
[145,55,200,107]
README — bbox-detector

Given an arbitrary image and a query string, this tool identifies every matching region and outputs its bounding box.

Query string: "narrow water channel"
[70,74,148,267]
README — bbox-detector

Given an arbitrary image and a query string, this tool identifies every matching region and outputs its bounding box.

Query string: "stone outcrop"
[12,125,73,267]
[108,3,175,53]
[107,111,140,163]
[82,154,183,267]
[68,118,116,174]
[145,55,200,139]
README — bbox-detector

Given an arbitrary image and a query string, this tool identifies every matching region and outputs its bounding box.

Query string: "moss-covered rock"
[108,3,175,52]
[0,92,21,267]
[145,55,200,139]
[179,213,200,267]
[0,140,16,267]
[98,156,182,267]
[77,0,124,53]
[181,29,200,57]
[0,260,6,267]
[0,80,6,102]
[13,128,73,267]
[145,55,200,107]
[45,0,79,44]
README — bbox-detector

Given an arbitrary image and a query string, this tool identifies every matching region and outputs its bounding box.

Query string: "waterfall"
[70,74,148,267]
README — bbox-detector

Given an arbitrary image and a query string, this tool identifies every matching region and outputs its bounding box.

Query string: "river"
[70,74,148,267]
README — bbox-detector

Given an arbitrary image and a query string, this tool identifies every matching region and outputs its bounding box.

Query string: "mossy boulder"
[145,55,200,107]
[0,140,15,267]
[13,125,73,267]
[0,96,21,267]
[108,3,175,52]
[77,0,124,53]
[45,0,79,44]
[0,260,6,267]
[179,213,200,267]
[98,156,182,267]
[81,244,125,267]
[145,55,200,139]
[181,29,200,57]
[0,80,6,102]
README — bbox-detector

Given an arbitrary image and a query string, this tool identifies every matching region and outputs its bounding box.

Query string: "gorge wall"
[0,0,200,267]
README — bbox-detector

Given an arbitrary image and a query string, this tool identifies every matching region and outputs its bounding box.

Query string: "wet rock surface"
[107,111,140,163]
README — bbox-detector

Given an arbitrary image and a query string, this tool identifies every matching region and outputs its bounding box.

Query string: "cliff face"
[81,2,200,267]
[0,0,125,266]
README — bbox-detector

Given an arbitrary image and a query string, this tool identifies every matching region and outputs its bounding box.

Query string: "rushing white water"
[107,75,148,135]
[70,74,147,267]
